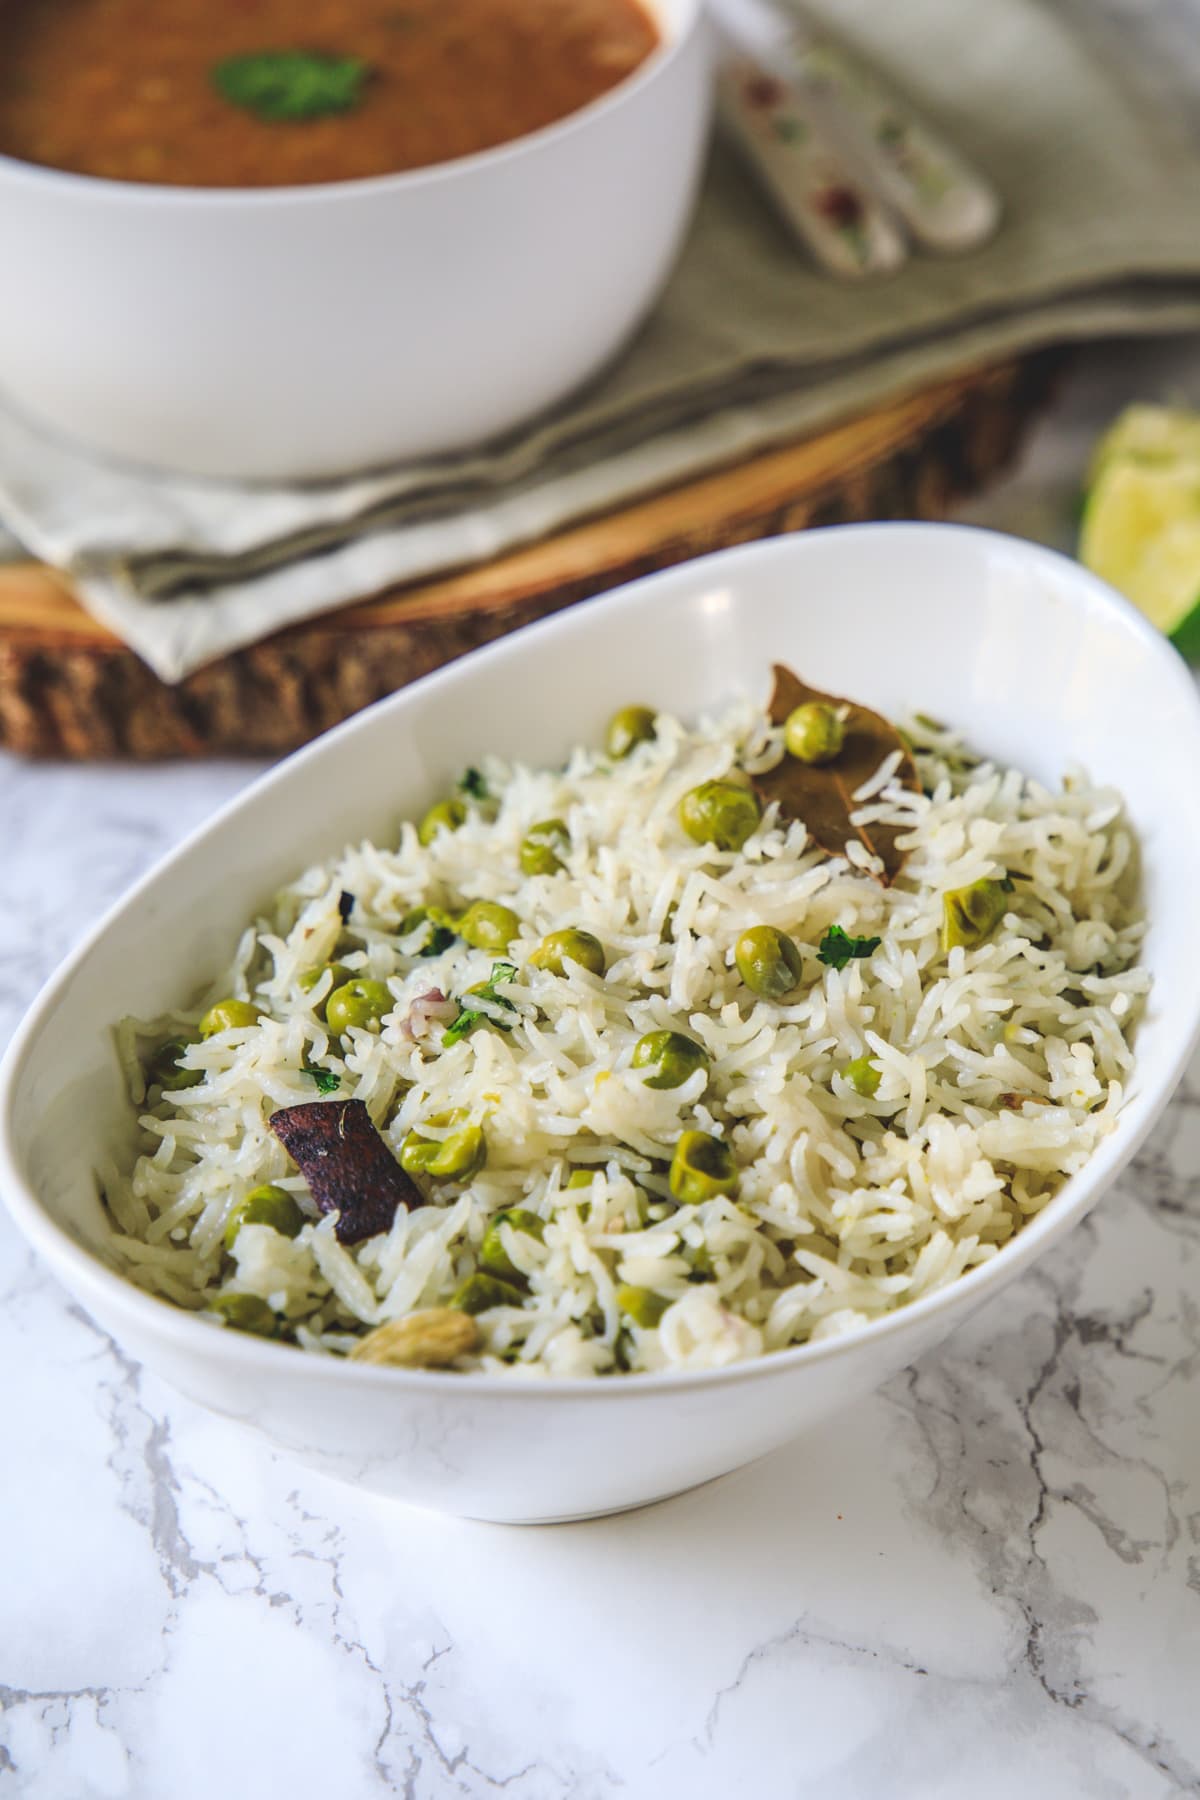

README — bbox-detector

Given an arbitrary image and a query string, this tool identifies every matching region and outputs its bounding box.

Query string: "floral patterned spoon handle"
[713,0,1001,257]
[790,23,1002,255]
[718,55,908,280]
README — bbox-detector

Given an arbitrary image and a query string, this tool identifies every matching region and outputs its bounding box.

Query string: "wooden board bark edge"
[0,352,1061,760]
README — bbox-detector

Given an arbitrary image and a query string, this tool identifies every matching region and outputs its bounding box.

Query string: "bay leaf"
[752,664,919,884]
[269,1097,419,1245]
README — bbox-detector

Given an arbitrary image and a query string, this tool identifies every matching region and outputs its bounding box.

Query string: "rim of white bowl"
[0,0,701,205]
[3,523,1199,1400]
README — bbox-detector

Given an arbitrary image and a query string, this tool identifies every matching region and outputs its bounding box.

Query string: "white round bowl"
[3,524,1199,1523]
[0,0,710,480]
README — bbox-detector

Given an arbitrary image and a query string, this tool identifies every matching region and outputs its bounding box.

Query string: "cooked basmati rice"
[104,702,1147,1376]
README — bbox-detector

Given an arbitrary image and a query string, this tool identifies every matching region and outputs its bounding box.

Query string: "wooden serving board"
[0,352,1060,760]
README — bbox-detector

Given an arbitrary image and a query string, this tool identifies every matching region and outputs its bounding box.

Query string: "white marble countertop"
[4,343,1200,1799]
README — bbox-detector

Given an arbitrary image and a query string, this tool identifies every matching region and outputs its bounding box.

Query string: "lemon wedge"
[1079,413,1200,657]
[1086,402,1200,486]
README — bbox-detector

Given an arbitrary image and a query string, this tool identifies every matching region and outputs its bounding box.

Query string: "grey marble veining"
[3,351,1200,1798]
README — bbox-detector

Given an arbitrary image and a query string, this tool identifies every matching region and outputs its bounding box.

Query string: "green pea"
[479,1208,545,1282]
[224,1184,304,1251]
[734,925,804,999]
[426,905,461,932]
[399,1121,486,1181]
[417,798,466,846]
[942,878,1009,952]
[669,1129,737,1203]
[519,843,563,879]
[528,928,606,977]
[210,1292,278,1338]
[685,1241,716,1282]
[605,705,657,759]
[148,1035,203,1091]
[199,998,261,1037]
[679,780,761,851]
[450,1271,525,1315]
[844,1056,881,1097]
[519,819,569,878]
[297,962,353,1013]
[616,1284,671,1328]
[325,978,393,1035]
[564,1169,597,1220]
[399,907,459,954]
[631,1029,709,1090]
[410,898,447,953]
[784,702,846,764]
[458,900,520,952]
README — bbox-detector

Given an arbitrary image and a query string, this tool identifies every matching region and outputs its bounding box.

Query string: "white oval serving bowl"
[0,0,710,480]
[4,523,1199,1523]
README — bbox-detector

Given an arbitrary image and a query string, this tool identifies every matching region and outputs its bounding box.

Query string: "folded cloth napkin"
[3,0,1200,682]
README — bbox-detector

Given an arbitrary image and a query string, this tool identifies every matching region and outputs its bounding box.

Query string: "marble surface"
[4,349,1200,1799]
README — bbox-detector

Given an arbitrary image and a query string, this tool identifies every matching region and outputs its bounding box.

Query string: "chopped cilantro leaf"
[459,767,489,801]
[817,925,882,971]
[442,961,518,1047]
[302,1067,341,1095]
[212,50,371,124]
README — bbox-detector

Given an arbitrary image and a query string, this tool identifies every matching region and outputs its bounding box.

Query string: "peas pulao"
[104,679,1147,1376]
